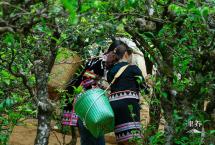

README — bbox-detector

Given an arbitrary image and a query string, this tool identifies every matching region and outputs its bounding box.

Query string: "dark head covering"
[107,40,123,53]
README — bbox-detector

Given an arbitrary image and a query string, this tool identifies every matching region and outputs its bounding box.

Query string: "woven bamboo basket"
[48,50,82,100]
[74,88,114,138]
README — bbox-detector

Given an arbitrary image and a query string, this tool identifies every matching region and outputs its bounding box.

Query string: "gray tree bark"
[34,60,54,145]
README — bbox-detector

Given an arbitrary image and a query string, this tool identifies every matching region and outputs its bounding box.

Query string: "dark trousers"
[77,119,105,145]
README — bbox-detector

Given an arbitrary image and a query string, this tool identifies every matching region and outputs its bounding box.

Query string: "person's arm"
[107,70,113,84]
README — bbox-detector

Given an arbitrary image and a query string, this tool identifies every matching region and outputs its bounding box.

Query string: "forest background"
[0,0,215,145]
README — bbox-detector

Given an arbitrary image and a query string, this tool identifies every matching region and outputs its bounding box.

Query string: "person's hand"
[100,54,107,61]
[98,79,109,90]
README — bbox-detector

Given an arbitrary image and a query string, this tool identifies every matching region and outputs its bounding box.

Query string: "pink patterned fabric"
[62,109,78,126]
[62,97,78,126]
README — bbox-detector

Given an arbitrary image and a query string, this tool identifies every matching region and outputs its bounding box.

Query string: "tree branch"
[0,7,47,35]
[125,26,173,77]
[47,22,61,73]
[0,26,14,34]
[111,12,168,24]
[0,1,28,13]
[155,0,166,6]
[6,48,38,104]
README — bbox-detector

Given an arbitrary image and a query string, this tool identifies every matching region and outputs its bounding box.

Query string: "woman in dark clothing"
[62,57,106,145]
[107,42,148,145]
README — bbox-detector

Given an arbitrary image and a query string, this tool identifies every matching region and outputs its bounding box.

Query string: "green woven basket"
[74,88,115,138]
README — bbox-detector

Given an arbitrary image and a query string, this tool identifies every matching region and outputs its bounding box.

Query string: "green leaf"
[94,0,101,7]
[61,0,78,24]
[201,7,209,17]
[0,103,4,111]
[135,75,143,85]
[210,130,215,134]
[4,79,10,85]
[128,104,133,113]
[0,90,4,96]
[5,98,14,107]
[160,41,165,48]
[161,92,167,98]
[73,86,83,95]
[1,70,10,78]
[128,0,135,5]
[4,34,15,46]
[144,32,155,39]
[69,12,78,25]
[81,4,91,12]
[187,0,195,9]
[116,23,124,32]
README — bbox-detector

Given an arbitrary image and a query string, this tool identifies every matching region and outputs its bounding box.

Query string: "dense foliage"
[0,0,215,145]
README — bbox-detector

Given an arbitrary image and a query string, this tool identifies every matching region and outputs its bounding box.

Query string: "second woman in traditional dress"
[107,41,148,145]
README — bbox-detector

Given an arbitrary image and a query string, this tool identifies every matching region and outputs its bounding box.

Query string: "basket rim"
[75,88,105,104]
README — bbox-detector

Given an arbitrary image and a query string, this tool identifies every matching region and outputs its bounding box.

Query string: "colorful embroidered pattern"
[83,70,97,79]
[116,133,142,142]
[109,90,139,102]
[80,79,96,88]
[62,96,79,126]
[115,122,141,133]
[109,90,142,143]
[115,122,142,142]
[62,110,78,126]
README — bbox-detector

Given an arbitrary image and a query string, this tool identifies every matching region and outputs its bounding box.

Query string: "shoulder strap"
[104,64,129,92]
[110,65,129,85]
